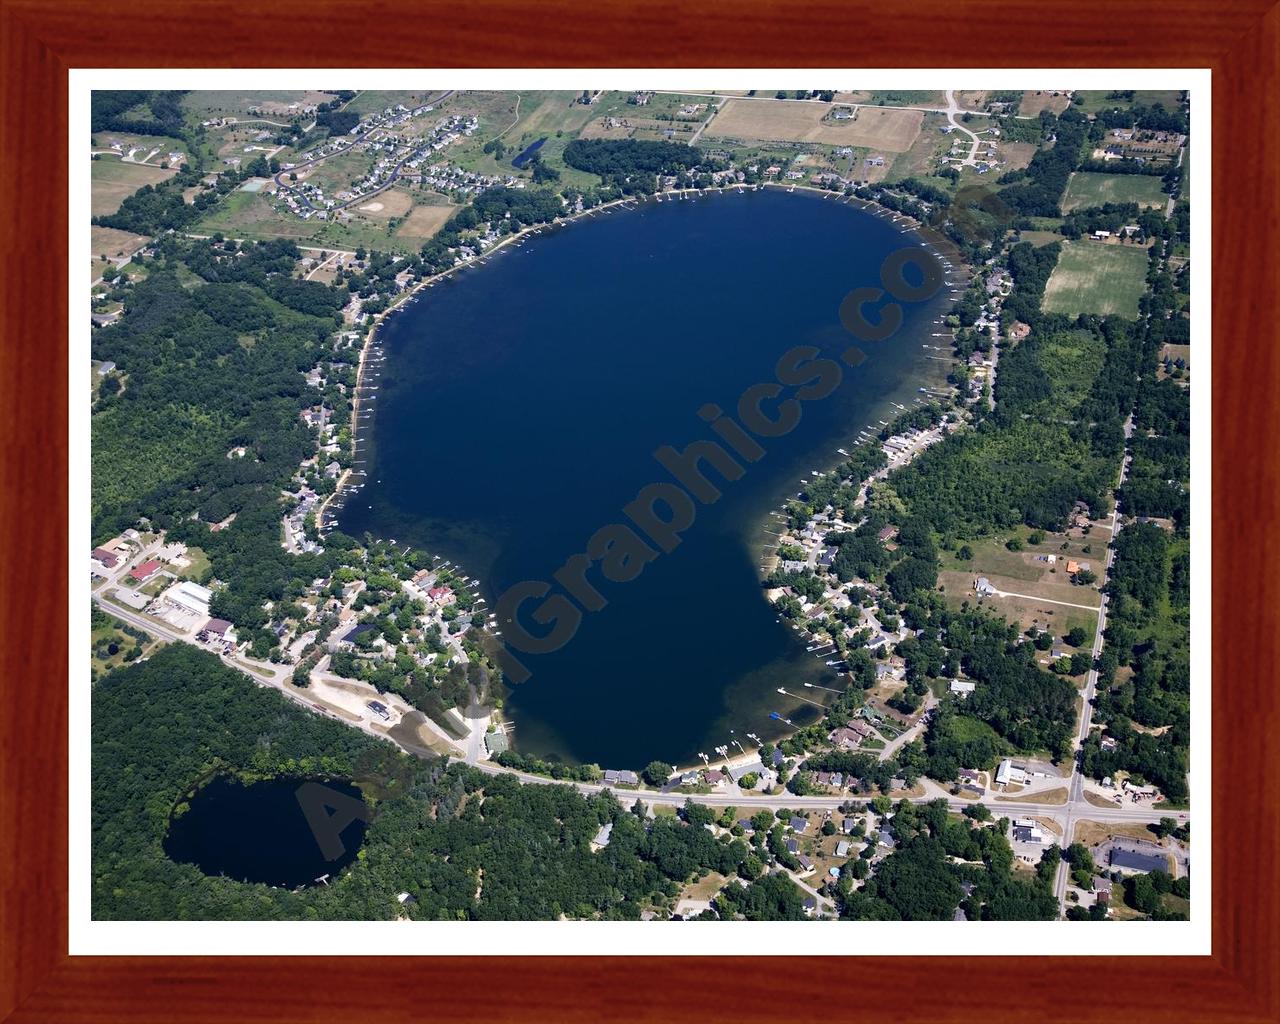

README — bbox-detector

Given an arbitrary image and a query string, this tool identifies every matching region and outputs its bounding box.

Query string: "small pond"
[164,774,369,888]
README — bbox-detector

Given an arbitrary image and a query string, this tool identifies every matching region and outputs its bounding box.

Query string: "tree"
[642,760,673,786]
[1066,626,1089,647]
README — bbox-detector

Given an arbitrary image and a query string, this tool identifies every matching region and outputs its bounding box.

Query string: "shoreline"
[311,182,967,776]
[320,179,959,536]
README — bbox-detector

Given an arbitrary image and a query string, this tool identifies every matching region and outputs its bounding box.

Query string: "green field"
[1072,90,1185,115]
[1061,172,1168,213]
[1042,239,1149,318]
[91,159,175,217]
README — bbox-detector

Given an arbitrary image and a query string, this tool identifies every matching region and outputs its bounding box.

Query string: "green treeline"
[94,645,762,920]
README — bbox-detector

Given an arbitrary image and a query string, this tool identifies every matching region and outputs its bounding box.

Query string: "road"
[1053,412,1137,910]
[942,89,985,167]
[272,90,455,214]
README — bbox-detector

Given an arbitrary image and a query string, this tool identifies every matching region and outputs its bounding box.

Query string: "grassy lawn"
[179,545,212,582]
[1061,172,1168,213]
[91,158,175,217]
[1072,90,1185,115]
[1042,239,1149,318]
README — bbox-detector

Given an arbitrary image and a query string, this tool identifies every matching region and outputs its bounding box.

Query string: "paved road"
[1054,412,1138,910]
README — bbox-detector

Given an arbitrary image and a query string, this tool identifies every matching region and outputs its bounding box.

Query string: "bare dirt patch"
[395,203,456,242]
[996,787,1068,805]
[706,98,922,152]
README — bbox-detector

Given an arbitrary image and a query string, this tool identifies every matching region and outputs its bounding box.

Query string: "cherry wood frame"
[2,2,1277,1020]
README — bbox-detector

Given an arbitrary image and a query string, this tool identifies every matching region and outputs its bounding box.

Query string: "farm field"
[705,98,923,151]
[184,90,334,120]
[1042,239,1149,318]
[837,90,946,108]
[90,226,149,282]
[395,201,456,243]
[1061,171,1168,213]
[344,90,446,117]
[91,158,175,217]
[886,112,952,180]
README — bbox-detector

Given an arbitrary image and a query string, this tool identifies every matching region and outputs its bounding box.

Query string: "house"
[878,830,896,849]
[877,525,897,543]
[842,817,857,833]
[130,559,162,583]
[789,816,808,833]
[949,679,976,696]
[396,892,417,906]
[91,547,119,568]
[1092,230,1111,240]
[1109,847,1169,874]
[591,823,613,850]
[995,758,1029,787]
[1008,321,1032,341]
[602,769,639,786]
[366,700,391,721]
[797,855,814,872]
[785,838,800,854]
[704,769,727,786]
[427,586,455,606]
[485,730,510,756]
[974,576,997,597]
[802,896,818,916]
[200,618,232,639]
[1092,876,1113,902]
[96,360,117,375]
[1011,818,1047,844]
[835,840,851,857]
[1066,560,1081,574]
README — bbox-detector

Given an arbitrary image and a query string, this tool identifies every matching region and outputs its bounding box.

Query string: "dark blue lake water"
[338,188,950,769]
[164,775,368,888]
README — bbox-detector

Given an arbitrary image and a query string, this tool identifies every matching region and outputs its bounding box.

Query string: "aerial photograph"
[88,85,1193,924]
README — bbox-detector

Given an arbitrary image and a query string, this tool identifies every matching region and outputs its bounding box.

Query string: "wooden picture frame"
[2,2,1276,1020]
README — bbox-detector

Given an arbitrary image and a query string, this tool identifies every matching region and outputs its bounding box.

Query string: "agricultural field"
[90,158,175,217]
[90,226,149,282]
[1016,229,1063,248]
[1042,239,1149,318]
[1000,141,1039,172]
[704,97,923,152]
[1060,172,1169,213]
[395,200,457,243]
[184,90,335,121]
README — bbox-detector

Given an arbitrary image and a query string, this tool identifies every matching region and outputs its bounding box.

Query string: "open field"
[355,187,415,218]
[1018,91,1074,117]
[996,787,1068,805]
[1074,820,1166,850]
[185,90,335,120]
[90,226,149,282]
[838,90,946,108]
[705,98,923,152]
[1072,90,1185,115]
[345,90,444,117]
[1043,239,1149,318]
[91,159,175,217]
[1001,141,1039,171]
[887,112,952,180]
[1061,172,1169,213]
[1017,229,1062,247]
[395,201,456,242]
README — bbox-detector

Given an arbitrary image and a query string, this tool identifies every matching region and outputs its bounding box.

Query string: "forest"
[563,138,727,193]
[94,645,760,920]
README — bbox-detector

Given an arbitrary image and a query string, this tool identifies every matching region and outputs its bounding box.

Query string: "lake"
[164,775,368,888]
[337,187,952,769]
